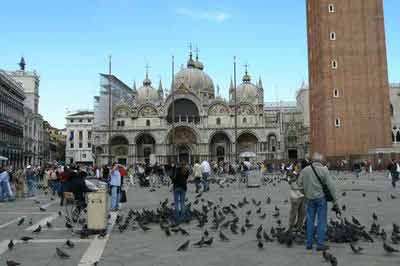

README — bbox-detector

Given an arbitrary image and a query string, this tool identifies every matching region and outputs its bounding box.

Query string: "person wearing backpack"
[298,152,338,251]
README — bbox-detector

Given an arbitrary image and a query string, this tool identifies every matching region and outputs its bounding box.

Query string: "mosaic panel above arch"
[237,104,255,115]
[208,103,230,116]
[138,105,158,117]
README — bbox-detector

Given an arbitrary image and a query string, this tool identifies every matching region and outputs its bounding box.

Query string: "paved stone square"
[1,172,400,266]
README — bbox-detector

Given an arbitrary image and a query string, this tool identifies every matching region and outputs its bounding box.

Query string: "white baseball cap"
[27,165,31,169]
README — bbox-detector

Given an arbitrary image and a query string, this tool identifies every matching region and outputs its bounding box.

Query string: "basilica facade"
[92,52,309,166]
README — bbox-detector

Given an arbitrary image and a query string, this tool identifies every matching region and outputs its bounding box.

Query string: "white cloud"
[175,8,230,23]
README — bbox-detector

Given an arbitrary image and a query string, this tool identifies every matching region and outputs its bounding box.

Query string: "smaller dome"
[136,74,159,104]
[236,72,259,104]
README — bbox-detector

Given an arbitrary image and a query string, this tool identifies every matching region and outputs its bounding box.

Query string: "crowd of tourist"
[1,154,400,251]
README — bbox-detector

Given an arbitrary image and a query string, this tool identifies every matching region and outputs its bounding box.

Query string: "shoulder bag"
[310,164,334,202]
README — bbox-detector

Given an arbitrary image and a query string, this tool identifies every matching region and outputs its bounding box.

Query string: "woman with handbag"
[287,161,305,231]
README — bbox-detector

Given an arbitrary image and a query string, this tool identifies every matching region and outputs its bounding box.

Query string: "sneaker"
[316,245,329,251]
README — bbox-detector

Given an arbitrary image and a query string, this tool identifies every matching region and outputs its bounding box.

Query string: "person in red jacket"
[59,166,72,206]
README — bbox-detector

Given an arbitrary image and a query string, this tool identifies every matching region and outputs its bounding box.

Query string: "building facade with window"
[7,58,47,166]
[91,52,309,166]
[0,70,25,167]
[65,111,94,165]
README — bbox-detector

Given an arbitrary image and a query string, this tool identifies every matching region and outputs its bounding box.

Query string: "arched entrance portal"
[177,144,191,165]
[237,132,258,159]
[168,126,198,164]
[167,99,200,124]
[136,134,156,164]
[110,135,129,165]
[209,132,231,162]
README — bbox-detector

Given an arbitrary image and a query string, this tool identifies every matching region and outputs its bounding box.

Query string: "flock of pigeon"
[4,175,400,266]
[110,182,400,266]
[5,199,81,266]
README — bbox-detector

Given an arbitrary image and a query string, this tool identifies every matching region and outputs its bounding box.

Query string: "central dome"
[174,53,214,98]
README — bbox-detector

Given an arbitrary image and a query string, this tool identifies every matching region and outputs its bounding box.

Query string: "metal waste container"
[87,189,108,231]
[247,170,261,188]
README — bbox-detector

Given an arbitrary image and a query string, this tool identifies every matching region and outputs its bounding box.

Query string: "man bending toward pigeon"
[297,152,339,251]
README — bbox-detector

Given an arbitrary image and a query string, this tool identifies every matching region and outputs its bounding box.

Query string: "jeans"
[202,172,209,191]
[306,197,327,248]
[173,187,186,221]
[110,186,120,210]
[0,179,13,201]
[27,178,36,197]
[391,171,399,188]
[194,177,202,192]
[48,180,59,195]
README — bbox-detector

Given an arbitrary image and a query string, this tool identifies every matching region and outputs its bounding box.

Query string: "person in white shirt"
[95,166,100,179]
[193,160,202,193]
[201,160,211,192]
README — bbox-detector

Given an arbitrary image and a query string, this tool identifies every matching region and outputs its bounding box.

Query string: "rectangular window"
[79,131,83,140]
[79,119,83,122]
[333,89,340,98]
[335,118,341,128]
[70,143,74,148]
[331,60,338,69]
[88,142,92,148]
[87,119,91,123]
[82,153,86,158]
[328,4,335,13]
[79,143,83,148]
[70,119,74,123]
[88,131,92,140]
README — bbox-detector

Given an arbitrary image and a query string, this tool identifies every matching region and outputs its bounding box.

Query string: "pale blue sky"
[1,0,399,128]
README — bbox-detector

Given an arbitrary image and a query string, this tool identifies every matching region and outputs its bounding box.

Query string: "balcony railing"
[167,115,200,125]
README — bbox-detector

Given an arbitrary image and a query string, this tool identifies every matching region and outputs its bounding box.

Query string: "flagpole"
[171,55,175,163]
[234,56,238,162]
[108,55,112,165]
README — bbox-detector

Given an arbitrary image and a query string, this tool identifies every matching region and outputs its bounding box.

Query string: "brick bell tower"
[306,0,392,158]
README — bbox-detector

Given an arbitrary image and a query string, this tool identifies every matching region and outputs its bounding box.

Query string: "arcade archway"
[209,132,231,162]
[110,135,129,165]
[237,132,258,157]
[167,126,198,164]
[136,133,156,164]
